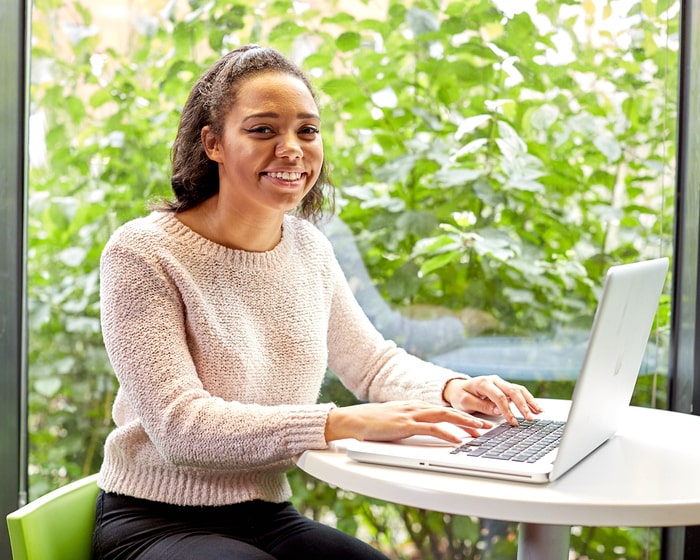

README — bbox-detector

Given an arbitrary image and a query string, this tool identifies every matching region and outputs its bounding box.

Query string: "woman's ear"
[201,126,223,163]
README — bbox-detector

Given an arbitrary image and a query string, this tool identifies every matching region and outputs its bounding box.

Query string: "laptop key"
[451,418,565,462]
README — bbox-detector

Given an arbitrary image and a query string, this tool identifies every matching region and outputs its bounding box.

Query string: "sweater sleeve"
[324,253,468,405]
[100,234,333,471]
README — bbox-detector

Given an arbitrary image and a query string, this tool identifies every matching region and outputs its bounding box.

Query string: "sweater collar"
[155,211,297,271]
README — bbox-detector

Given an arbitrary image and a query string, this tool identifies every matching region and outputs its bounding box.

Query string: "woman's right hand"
[324,401,492,444]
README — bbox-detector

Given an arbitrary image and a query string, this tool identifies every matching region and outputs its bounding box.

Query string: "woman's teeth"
[267,172,302,181]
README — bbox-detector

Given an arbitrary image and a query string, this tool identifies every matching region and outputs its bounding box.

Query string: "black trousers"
[91,491,389,560]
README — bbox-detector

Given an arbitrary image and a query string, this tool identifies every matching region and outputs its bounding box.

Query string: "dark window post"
[0,0,30,557]
[664,0,700,557]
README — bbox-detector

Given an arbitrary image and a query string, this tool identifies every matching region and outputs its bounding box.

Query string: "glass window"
[26,0,678,557]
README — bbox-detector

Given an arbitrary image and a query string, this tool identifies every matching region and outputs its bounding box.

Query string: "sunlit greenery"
[28,0,676,557]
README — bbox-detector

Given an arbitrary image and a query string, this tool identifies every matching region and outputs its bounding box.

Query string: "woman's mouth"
[263,171,304,181]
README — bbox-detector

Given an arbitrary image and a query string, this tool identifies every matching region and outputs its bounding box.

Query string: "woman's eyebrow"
[243,111,320,122]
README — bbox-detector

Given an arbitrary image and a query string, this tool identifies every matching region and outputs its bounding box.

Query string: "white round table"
[297,399,700,560]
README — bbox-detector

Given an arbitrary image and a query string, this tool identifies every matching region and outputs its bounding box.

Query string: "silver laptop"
[346,257,669,484]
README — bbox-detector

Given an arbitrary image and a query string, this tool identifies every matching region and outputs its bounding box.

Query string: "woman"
[91,44,541,559]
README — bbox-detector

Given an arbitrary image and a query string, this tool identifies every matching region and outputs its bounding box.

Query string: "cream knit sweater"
[97,211,463,507]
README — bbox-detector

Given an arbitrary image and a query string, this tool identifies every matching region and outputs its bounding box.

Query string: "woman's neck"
[176,197,284,252]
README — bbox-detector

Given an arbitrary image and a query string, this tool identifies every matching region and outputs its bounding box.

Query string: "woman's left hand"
[443,375,543,425]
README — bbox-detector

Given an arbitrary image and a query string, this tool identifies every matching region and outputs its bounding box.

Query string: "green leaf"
[268,21,304,45]
[419,251,461,276]
[455,114,491,140]
[375,155,416,184]
[594,134,622,163]
[385,261,421,300]
[434,168,483,187]
[89,88,113,108]
[57,247,87,267]
[406,7,439,36]
[396,210,438,238]
[34,377,62,398]
[336,31,361,52]
[322,13,356,25]
[529,104,560,131]
[472,231,519,260]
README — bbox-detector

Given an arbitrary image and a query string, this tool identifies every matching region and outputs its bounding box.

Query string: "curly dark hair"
[157,44,333,222]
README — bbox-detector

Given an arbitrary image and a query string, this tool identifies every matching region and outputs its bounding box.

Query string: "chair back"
[6,474,100,560]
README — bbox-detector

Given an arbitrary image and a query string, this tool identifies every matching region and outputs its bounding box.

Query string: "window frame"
[0,0,30,557]
[663,0,700,555]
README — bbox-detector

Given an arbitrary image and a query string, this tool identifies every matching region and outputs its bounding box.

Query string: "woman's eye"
[244,125,319,137]
[246,126,274,135]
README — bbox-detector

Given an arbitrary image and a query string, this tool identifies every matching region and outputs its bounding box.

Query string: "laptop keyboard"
[451,418,565,463]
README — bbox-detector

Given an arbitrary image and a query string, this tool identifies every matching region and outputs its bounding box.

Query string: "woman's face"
[201,71,324,218]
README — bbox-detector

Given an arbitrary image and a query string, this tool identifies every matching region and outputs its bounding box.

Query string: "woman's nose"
[275,134,303,159]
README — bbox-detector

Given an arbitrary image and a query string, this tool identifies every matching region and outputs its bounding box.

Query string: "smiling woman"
[89,43,540,560]
[177,72,325,251]
[160,45,332,220]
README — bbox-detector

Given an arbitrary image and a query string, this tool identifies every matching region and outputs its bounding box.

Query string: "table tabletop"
[297,399,700,528]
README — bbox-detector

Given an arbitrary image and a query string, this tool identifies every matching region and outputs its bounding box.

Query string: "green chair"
[6,474,100,560]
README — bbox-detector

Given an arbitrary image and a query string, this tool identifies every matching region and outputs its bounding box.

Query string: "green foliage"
[307,0,676,337]
[28,0,674,557]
